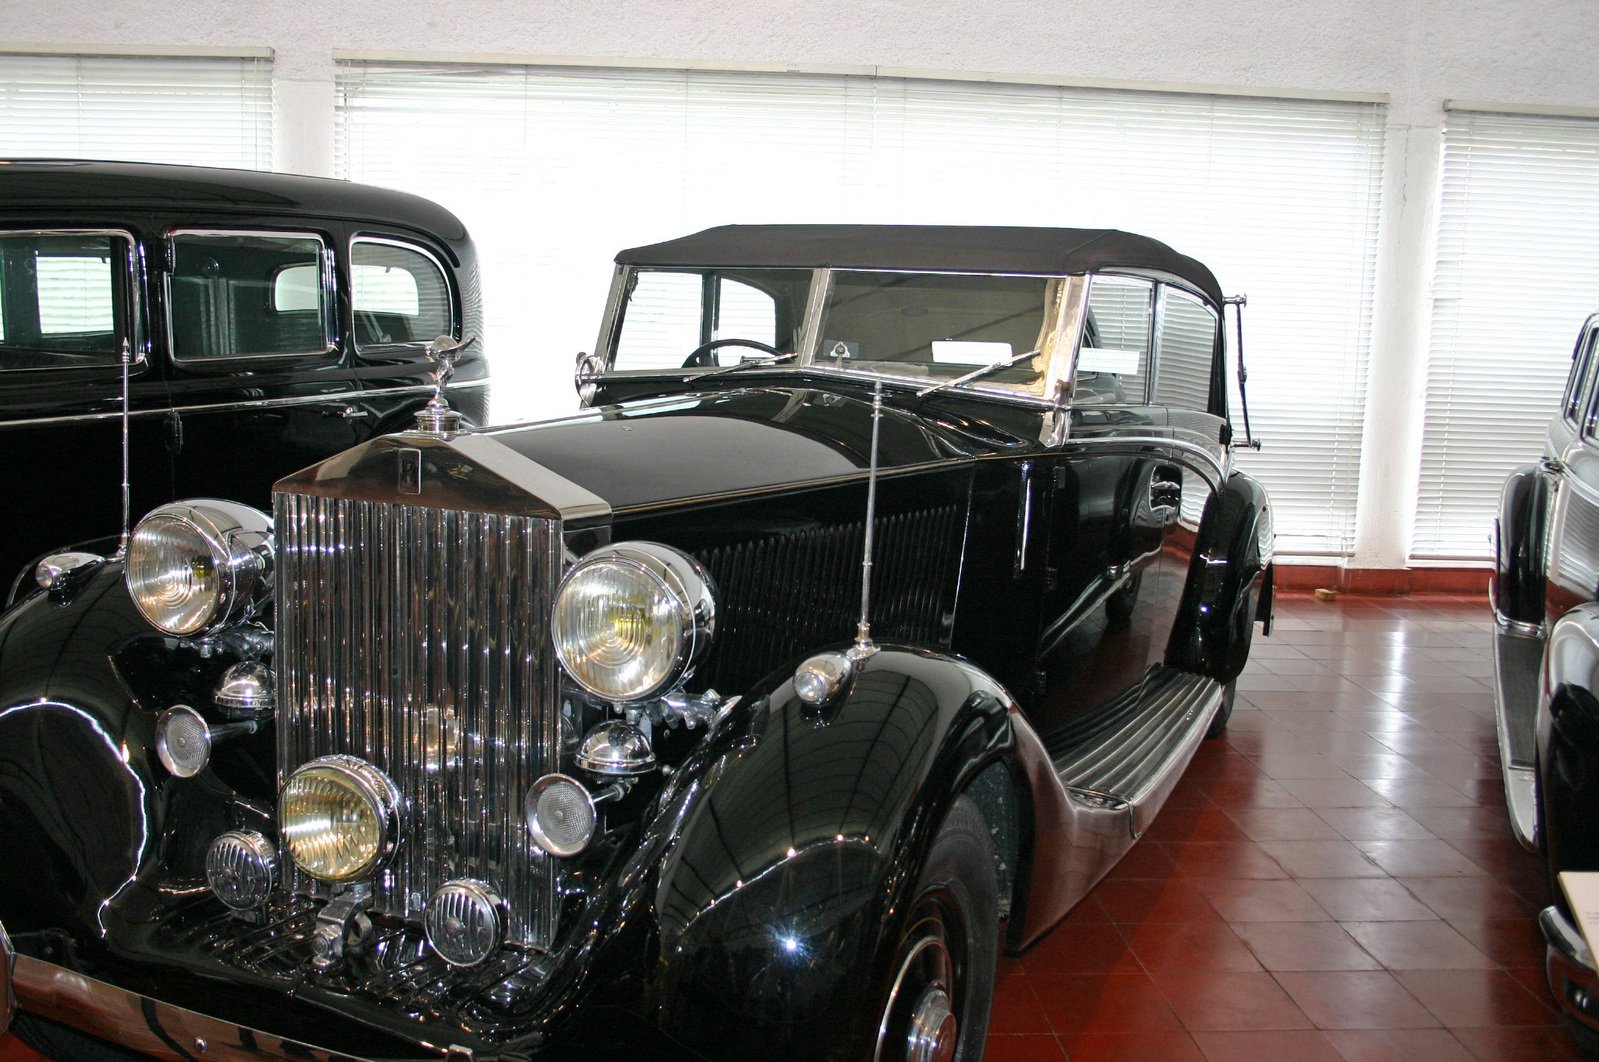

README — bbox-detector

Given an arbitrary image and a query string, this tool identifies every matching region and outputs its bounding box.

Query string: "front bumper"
[10,955,421,1062]
[1543,904,1599,1032]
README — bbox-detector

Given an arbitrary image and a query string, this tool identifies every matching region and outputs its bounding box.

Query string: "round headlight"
[280,755,402,883]
[126,500,272,636]
[552,543,716,702]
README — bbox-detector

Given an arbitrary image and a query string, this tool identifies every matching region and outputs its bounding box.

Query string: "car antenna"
[851,380,885,659]
[116,337,132,558]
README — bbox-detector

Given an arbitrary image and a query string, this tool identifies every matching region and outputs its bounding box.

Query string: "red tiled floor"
[985,593,1594,1060]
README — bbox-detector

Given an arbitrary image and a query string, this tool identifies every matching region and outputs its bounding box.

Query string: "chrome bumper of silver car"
[1543,904,1599,1033]
[1491,611,1544,850]
[9,953,468,1062]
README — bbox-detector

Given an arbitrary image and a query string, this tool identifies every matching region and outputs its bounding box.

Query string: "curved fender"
[1166,470,1273,681]
[0,564,240,942]
[1494,463,1551,628]
[1541,604,1599,891]
[639,646,1018,1058]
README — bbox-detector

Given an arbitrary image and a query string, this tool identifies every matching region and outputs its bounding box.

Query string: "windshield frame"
[596,263,1098,408]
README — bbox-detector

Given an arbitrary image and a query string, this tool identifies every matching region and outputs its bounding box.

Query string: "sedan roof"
[616,224,1223,306]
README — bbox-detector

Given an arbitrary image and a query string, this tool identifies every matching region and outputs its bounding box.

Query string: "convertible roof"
[617,224,1223,306]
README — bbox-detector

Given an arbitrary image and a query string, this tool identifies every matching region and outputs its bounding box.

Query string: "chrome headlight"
[125,500,272,636]
[552,542,716,702]
[279,756,402,883]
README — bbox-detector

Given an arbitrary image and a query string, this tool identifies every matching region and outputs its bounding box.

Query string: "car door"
[1035,274,1174,728]
[0,226,170,588]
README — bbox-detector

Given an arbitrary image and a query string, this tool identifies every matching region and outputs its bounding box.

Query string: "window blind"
[1413,110,1599,560]
[336,62,1383,554]
[0,53,271,168]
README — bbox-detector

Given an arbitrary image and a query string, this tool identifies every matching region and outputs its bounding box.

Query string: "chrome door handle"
[325,405,371,420]
[1149,476,1182,511]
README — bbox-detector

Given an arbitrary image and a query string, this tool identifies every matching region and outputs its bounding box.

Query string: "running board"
[1493,618,1544,850]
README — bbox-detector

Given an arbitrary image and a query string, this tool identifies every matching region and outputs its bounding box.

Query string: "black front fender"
[641,646,1015,1058]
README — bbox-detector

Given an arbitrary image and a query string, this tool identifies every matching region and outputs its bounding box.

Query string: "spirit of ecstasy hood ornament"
[415,334,474,434]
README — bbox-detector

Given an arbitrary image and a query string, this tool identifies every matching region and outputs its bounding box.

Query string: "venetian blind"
[1413,109,1599,560]
[335,62,1383,554]
[0,53,272,168]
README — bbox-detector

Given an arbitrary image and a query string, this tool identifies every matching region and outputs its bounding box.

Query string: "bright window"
[1413,109,1599,560]
[337,63,1383,553]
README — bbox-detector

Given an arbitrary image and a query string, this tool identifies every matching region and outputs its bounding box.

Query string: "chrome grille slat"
[275,493,558,948]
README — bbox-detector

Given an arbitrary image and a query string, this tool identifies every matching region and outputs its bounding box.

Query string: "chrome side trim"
[1,380,491,429]
[1492,622,1545,850]
[13,955,425,1061]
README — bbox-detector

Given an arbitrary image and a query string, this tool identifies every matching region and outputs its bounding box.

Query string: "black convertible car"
[0,225,1272,1060]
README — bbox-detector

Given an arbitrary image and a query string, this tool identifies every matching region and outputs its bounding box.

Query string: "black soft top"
[617,224,1223,306]
[0,158,470,246]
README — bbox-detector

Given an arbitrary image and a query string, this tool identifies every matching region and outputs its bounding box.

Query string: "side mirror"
[575,351,605,406]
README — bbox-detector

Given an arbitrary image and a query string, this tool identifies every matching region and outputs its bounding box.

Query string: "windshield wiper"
[694,351,799,379]
[914,348,1041,399]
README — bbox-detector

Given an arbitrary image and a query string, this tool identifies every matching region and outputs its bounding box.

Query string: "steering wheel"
[681,338,786,368]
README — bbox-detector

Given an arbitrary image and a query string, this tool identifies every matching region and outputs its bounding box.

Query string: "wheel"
[1206,678,1236,739]
[873,795,998,1062]
[1206,581,1259,739]
[680,337,785,368]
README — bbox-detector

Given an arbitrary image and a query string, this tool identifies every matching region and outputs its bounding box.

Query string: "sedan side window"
[1077,275,1152,404]
[168,231,329,361]
[0,231,132,369]
[1155,287,1219,413]
[352,238,454,349]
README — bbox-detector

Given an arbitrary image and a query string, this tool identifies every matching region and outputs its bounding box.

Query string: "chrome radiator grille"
[274,492,559,948]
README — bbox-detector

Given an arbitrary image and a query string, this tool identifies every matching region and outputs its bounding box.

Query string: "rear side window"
[0,231,132,369]
[168,231,329,361]
[1156,287,1219,413]
[351,238,453,349]
[1078,275,1153,404]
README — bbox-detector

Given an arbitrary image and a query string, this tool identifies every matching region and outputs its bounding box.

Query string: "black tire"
[1206,678,1237,739]
[873,795,998,1062]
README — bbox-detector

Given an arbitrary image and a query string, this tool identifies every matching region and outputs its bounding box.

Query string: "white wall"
[7,0,1599,568]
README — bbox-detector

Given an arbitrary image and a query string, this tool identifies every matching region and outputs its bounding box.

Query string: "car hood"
[477,386,990,513]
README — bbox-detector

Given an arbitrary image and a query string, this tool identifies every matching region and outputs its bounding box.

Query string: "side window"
[612,271,782,371]
[1156,288,1219,413]
[168,231,329,361]
[352,238,453,349]
[0,232,131,369]
[1564,327,1598,426]
[1077,275,1152,404]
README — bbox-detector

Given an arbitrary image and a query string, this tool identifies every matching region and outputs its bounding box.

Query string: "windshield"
[605,265,1074,398]
[815,271,1064,397]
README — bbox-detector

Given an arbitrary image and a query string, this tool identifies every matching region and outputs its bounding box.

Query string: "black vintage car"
[1494,312,1599,1049]
[0,225,1272,1061]
[0,158,489,594]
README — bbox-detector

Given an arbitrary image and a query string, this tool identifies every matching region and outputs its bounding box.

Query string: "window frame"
[349,233,458,355]
[164,228,335,365]
[0,228,143,373]
[1152,282,1224,416]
